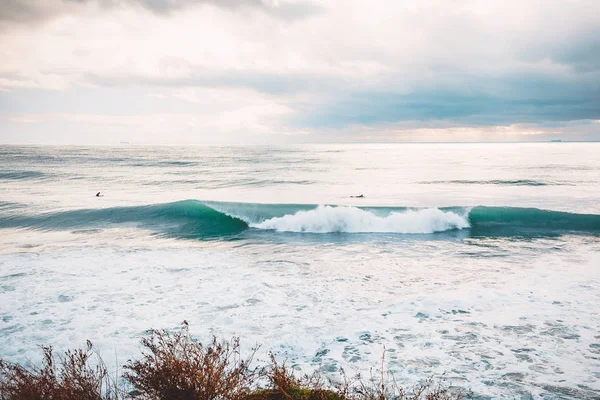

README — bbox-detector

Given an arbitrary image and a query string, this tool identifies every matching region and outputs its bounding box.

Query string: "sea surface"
[0,143,599,399]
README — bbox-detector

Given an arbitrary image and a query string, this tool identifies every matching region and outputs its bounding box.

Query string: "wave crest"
[251,205,469,233]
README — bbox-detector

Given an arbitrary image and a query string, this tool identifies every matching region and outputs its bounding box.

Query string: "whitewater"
[0,143,599,399]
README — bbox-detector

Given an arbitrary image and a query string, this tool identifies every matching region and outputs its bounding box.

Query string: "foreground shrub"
[0,323,467,400]
[0,341,118,400]
[122,322,259,400]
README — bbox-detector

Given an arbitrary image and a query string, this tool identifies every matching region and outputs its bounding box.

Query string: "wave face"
[1,201,599,239]
[252,205,469,233]
[468,206,600,236]
[0,200,248,239]
[0,170,48,180]
[421,179,566,186]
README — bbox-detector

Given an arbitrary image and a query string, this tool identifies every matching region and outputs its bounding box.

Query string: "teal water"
[0,144,599,399]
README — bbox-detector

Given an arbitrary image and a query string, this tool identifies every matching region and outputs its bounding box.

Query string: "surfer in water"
[96,192,103,197]
[350,194,364,198]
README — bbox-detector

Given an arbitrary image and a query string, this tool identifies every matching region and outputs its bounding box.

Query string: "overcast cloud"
[0,0,598,144]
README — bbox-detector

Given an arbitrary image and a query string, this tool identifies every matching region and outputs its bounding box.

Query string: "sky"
[0,0,599,144]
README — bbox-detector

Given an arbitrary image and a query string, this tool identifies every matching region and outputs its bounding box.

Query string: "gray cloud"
[102,0,322,20]
[105,56,600,127]
[290,71,600,128]
[1,0,599,142]
[6,47,598,128]
[7,61,597,129]
[85,67,341,96]
[553,38,600,73]
[0,0,322,25]
[0,0,63,23]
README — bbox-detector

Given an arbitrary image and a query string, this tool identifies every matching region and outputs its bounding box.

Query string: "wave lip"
[251,205,469,234]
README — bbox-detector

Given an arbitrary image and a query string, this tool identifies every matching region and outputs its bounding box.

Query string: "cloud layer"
[0,0,599,143]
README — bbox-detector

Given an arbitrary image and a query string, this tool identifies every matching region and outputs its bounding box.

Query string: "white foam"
[1,242,599,399]
[251,206,469,233]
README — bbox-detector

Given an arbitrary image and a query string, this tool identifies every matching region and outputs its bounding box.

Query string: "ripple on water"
[540,322,580,340]
[342,346,361,362]
[57,295,74,302]
[500,324,536,334]
[1,272,27,279]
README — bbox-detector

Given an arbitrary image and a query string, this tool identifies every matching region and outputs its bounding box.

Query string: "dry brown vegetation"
[0,341,119,400]
[123,323,259,400]
[0,323,467,400]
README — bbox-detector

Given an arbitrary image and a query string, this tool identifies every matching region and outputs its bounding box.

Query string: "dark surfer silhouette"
[96,192,103,197]
[350,194,364,198]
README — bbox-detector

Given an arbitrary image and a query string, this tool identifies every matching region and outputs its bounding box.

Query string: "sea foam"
[251,205,469,233]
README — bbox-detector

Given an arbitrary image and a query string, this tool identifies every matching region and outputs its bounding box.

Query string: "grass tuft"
[338,349,465,400]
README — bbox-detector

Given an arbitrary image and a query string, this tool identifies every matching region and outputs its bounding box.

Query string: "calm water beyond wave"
[0,143,599,399]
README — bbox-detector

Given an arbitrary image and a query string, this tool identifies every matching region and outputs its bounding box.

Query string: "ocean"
[0,143,599,399]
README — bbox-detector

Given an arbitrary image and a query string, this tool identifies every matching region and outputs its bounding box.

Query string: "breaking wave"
[0,200,599,240]
[252,205,468,233]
